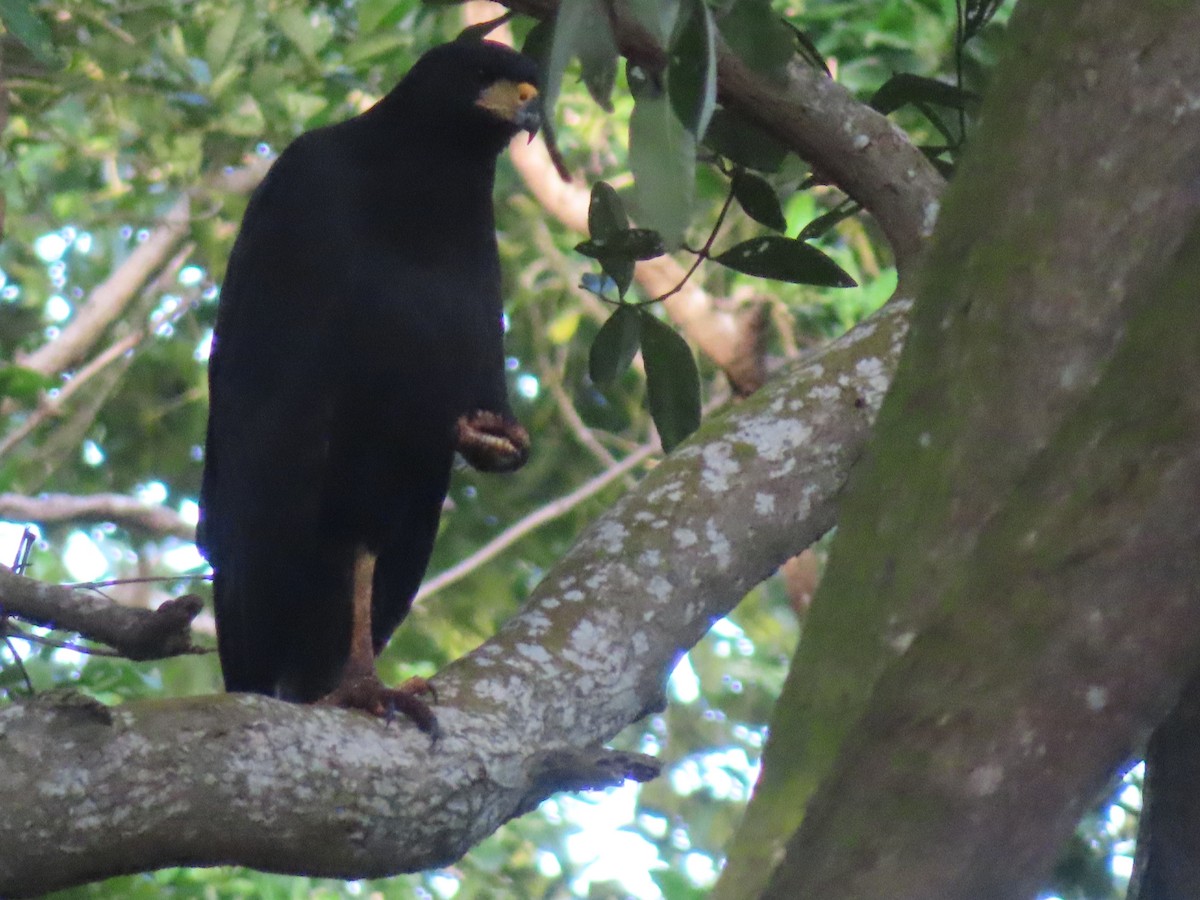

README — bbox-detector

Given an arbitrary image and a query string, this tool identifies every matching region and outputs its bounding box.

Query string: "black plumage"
[198,41,539,725]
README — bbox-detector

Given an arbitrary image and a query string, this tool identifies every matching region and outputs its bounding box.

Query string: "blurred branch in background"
[0,492,194,541]
[417,441,657,603]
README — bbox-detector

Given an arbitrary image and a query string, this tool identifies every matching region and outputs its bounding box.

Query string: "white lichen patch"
[847,356,890,410]
[646,574,673,602]
[706,519,732,571]
[541,598,560,609]
[647,479,684,504]
[888,630,916,654]
[808,383,841,404]
[593,520,629,555]
[39,766,91,799]
[923,200,941,236]
[852,133,871,150]
[1086,686,1108,711]
[967,763,1004,797]
[522,610,553,634]
[700,441,740,493]
[634,510,657,522]
[473,675,525,703]
[564,589,585,602]
[674,527,698,549]
[517,642,552,664]
[733,415,813,462]
[639,549,663,568]
[755,493,776,516]
[567,618,605,657]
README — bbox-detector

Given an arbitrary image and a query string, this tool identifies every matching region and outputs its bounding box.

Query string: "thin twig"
[416,444,657,603]
[634,183,737,308]
[3,623,122,657]
[70,574,211,590]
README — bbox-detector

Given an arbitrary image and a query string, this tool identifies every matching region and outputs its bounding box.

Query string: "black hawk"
[198,40,540,733]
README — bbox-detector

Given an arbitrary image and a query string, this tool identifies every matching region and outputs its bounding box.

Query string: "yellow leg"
[347,546,377,674]
[316,545,439,738]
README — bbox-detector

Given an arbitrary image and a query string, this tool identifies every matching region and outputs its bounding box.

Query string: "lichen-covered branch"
[0,292,910,897]
[0,566,203,660]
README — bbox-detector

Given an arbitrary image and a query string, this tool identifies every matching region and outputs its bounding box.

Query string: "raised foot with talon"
[455,410,530,473]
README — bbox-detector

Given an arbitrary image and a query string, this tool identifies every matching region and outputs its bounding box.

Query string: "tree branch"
[0,492,195,541]
[0,288,911,896]
[0,565,203,660]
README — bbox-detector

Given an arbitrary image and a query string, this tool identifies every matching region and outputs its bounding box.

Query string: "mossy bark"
[717,0,1200,897]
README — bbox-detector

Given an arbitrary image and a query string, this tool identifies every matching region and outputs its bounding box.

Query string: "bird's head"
[386,41,542,152]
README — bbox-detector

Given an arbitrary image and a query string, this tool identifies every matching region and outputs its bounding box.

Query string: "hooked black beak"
[514,93,541,141]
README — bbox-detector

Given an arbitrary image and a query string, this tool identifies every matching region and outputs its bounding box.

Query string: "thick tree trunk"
[715,0,1200,897]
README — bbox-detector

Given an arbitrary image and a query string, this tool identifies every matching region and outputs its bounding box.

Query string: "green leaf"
[589,306,642,385]
[585,184,637,296]
[639,311,701,451]
[797,201,860,241]
[205,3,246,73]
[667,0,716,138]
[580,50,618,112]
[625,0,680,45]
[544,0,618,123]
[521,18,554,69]
[0,366,55,406]
[716,0,793,80]
[731,169,786,231]
[870,73,979,116]
[343,31,408,67]
[784,20,830,75]
[703,108,788,172]
[358,0,408,33]
[588,182,628,241]
[576,228,665,261]
[0,0,58,66]
[220,94,267,136]
[273,7,327,66]
[629,77,696,249]
[714,236,857,287]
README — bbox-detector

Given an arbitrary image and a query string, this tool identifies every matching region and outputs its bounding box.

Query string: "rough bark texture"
[0,296,909,896]
[713,0,1200,897]
[766,215,1200,900]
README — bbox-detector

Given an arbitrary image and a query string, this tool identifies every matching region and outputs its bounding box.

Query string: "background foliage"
[0,0,1133,896]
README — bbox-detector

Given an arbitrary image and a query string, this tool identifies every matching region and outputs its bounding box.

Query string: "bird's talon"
[455,410,530,473]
